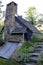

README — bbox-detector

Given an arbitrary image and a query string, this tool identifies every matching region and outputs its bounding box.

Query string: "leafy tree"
[37,14,43,24]
[26,7,37,25]
[26,6,43,25]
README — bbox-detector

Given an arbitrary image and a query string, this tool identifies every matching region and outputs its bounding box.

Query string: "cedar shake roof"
[15,16,41,34]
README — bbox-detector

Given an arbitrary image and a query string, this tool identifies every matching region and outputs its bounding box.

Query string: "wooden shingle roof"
[15,16,41,34]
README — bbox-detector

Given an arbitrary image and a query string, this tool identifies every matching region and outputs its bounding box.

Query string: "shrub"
[18,41,35,53]
[0,58,24,65]
[37,52,43,65]
[0,34,4,46]
[32,34,43,41]
[14,52,30,63]
[14,41,37,63]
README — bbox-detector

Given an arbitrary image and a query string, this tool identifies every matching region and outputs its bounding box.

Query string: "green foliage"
[37,14,43,24]
[0,58,23,65]
[26,7,37,25]
[32,34,43,41]
[0,26,4,33]
[18,41,35,53]
[14,52,30,62]
[26,6,43,25]
[40,52,43,61]
[0,34,4,46]
[14,34,43,63]
[14,41,37,62]
[37,52,43,65]
[0,26,4,46]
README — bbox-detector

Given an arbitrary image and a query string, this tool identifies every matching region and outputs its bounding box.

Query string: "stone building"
[4,1,41,43]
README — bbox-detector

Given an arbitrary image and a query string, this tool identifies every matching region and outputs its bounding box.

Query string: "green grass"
[0,26,3,33]
[14,41,37,62]
[0,34,4,46]
[18,41,35,53]
[0,58,23,65]
[0,25,4,46]
[32,34,43,41]
[38,52,43,65]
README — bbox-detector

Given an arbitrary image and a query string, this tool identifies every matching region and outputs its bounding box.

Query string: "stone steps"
[25,42,43,65]
[35,45,43,48]
[34,43,43,52]
[37,43,43,45]
[25,62,37,65]
[34,48,43,52]
[29,53,40,62]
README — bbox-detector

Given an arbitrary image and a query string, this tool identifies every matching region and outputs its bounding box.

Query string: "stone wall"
[5,34,24,43]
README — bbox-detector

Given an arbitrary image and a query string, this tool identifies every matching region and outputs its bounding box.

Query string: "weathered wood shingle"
[15,16,41,34]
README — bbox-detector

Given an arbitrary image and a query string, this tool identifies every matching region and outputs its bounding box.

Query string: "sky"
[1,0,43,17]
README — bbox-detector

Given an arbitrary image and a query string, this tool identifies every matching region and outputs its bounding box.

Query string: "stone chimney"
[4,1,17,41]
[5,1,17,28]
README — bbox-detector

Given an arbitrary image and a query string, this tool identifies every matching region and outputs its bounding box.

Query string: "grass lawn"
[0,58,24,65]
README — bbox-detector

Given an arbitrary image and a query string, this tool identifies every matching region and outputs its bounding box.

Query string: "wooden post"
[23,33,24,43]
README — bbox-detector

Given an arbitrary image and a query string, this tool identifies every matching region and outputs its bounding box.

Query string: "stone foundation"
[5,34,24,43]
